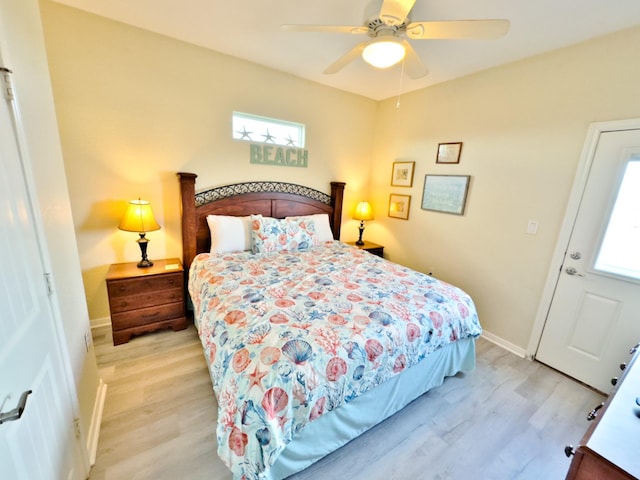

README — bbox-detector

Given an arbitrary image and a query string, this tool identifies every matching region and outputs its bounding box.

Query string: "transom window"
[232,112,305,148]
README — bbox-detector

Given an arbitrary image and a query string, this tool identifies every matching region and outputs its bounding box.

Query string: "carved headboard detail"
[177,172,345,270]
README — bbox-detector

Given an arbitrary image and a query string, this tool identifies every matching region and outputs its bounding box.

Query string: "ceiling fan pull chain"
[396,56,405,108]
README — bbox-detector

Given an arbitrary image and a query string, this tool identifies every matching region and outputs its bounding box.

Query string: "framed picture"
[388,194,411,220]
[390,161,415,187]
[421,175,470,215]
[436,142,463,164]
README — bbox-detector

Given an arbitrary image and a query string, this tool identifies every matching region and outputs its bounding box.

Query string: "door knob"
[565,267,585,277]
[0,390,32,425]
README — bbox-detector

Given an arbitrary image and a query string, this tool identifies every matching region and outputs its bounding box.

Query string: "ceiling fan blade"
[406,19,510,40]
[401,40,428,79]
[281,24,368,35]
[323,42,368,75]
[379,0,417,26]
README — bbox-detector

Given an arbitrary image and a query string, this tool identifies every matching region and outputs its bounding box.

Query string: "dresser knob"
[620,362,627,371]
[587,403,604,421]
[564,445,574,457]
[611,377,618,386]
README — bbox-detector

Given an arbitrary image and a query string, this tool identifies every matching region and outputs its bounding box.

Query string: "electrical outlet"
[526,220,539,235]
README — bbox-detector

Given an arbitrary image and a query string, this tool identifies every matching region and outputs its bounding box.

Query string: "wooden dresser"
[565,345,640,479]
[106,258,187,345]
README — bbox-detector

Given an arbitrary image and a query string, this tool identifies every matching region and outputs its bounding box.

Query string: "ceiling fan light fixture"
[362,38,405,69]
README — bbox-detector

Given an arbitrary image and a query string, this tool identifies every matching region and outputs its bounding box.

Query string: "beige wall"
[370,26,640,351]
[40,1,377,322]
[41,1,640,353]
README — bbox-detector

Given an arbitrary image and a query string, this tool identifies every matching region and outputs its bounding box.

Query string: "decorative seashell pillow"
[250,214,316,253]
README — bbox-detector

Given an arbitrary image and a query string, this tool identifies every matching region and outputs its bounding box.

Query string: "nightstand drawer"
[107,272,182,298]
[108,288,183,313]
[111,302,185,330]
[364,246,384,257]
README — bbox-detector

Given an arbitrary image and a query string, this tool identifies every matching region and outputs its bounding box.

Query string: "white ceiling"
[50,0,640,101]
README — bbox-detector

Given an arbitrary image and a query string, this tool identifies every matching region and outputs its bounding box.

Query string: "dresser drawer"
[111,302,185,330]
[108,287,183,313]
[107,272,183,298]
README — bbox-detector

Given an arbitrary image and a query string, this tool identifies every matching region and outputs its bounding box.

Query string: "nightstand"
[346,240,384,258]
[106,258,187,345]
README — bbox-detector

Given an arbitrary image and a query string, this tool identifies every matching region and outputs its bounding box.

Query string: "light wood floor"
[89,324,605,480]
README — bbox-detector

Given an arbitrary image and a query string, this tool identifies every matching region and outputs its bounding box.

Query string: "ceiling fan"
[281,0,509,79]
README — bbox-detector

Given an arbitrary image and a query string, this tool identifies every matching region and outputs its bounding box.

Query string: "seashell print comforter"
[188,241,481,479]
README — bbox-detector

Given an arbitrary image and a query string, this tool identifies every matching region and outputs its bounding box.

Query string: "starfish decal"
[237,126,252,140]
[247,364,268,391]
[285,135,296,147]
[347,322,366,338]
[262,129,276,143]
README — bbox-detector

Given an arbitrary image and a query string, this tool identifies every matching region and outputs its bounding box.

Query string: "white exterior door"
[536,127,640,393]
[0,72,85,479]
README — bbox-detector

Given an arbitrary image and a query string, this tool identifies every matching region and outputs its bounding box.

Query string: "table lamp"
[353,201,373,246]
[118,198,161,268]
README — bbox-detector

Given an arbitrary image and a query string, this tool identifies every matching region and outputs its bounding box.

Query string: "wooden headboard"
[177,172,346,270]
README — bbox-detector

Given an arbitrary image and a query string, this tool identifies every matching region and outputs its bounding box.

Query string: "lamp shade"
[362,37,405,69]
[353,201,374,221]
[118,199,161,233]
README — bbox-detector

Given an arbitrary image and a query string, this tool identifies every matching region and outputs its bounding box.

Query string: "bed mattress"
[188,241,481,479]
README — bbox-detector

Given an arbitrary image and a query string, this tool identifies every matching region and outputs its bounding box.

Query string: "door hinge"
[73,418,81,439]
[0,67,14,101]
[44,273,54,296]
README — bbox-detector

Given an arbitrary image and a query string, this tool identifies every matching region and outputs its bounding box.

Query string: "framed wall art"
[390,161,415,187]
[436,142,463,164]
[388,194,411,220]
[421,175,470,215]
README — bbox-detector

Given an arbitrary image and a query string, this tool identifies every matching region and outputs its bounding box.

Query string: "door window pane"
[594,157,640,280]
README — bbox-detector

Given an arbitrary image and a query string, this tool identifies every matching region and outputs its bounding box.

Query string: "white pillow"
[206,215,252,253]
[285,213,334,242]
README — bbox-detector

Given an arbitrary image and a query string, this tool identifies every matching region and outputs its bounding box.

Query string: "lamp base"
[136,233,154,268]
[356,221,365,246]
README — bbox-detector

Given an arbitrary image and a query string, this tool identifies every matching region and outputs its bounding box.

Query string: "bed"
[178,172,481,480]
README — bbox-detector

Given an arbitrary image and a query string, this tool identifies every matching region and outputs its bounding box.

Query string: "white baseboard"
[91,316,111,329]
[86,378,107,466]
[481,330,528,359]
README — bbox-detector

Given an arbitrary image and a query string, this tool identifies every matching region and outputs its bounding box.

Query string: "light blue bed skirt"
[265,336,477,479]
